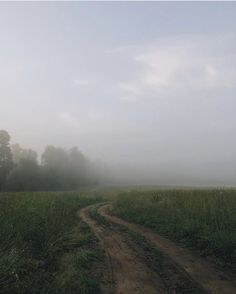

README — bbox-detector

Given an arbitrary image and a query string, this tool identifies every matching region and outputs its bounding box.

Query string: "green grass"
[89,205,111,228]
[113,189,236,271]
[0,192,104,294]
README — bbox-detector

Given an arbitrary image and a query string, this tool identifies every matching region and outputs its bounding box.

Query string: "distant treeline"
[0,130,101,191]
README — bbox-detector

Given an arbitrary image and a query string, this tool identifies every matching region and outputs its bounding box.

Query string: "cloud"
[73,78,90,86]
[105,45,137,54]
[58,112,78,126]
[115,34,236,101]
[118,82,141,102]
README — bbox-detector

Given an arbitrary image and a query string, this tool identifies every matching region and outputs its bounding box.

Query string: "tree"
[41,145,97,190]
[41,146,70,190]
[68,147,95,187]
[41,146,68,168]
[6,159,41,191]
[12,144,37,164]
[0,130,14,190]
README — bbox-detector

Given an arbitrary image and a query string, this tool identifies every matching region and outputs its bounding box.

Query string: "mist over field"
[1,2,236,186]
[1,4,236,294]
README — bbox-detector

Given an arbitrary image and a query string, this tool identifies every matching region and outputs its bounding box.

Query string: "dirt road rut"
[80,204,236,294]
[80,205,165,294]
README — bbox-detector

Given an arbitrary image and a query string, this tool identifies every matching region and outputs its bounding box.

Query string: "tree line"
[0,130,99,191]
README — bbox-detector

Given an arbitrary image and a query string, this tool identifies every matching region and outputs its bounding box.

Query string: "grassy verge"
[112,189,236,271]
[0,192,104,294]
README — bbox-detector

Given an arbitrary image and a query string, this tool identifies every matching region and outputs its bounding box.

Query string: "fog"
[1,2,236,186]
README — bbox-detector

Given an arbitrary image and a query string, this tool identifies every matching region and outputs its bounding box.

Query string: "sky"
[0,2,236,186]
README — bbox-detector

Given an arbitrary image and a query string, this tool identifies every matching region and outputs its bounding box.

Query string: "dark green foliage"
[113,189,236,271]
[0,130,99,191]
[0,192,104,293]
[40,145,97,191]
[0,130,14,191]
[6,159,41,191]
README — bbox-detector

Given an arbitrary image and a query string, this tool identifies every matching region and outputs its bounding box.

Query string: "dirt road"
[80,204,236,294]
[80,205,166,294]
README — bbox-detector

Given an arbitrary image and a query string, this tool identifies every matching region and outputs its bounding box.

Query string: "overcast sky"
[1,2,236,185]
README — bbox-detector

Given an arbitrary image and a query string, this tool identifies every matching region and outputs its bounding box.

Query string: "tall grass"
[0,192,103,293]
[113,189,236,271]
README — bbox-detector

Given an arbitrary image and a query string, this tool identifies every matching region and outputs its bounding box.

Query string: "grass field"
[1,188,235,294]
[112,189,236,271]
[0,192,104,294]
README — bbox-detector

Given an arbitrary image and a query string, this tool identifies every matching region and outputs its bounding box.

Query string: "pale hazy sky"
[1,2,236,185]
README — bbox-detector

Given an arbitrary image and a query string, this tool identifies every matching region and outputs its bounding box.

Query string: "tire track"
[80,205,166,294]
[98,204,236,294]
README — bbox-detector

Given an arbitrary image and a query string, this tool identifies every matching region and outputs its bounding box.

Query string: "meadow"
[112,189,236,272]
[0,192,104,294]
[1,188,235,294]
